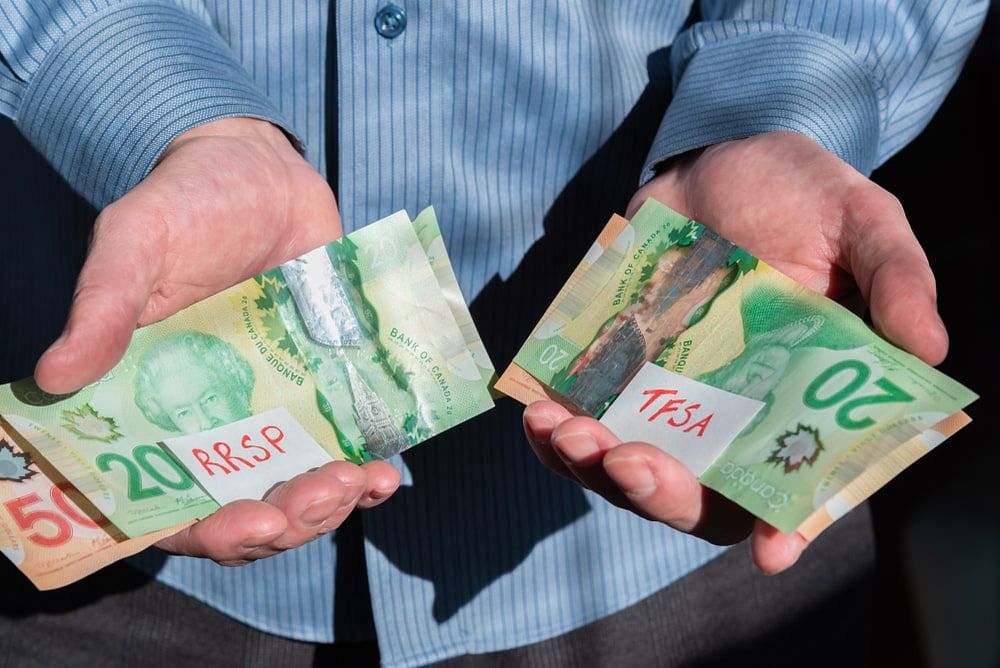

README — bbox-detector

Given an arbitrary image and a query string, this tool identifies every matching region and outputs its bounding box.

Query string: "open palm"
[629,131,946,364]
[35,118,341,395]
[526,131,948,573]
[34,118,400,565]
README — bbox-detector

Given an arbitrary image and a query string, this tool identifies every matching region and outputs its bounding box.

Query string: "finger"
[845,191,948,365]
[602,443,755,545]
[750,519,809,574]
[867,252,948,365]
[35,205,165,393]
[262,468,362,550]
[155,499,288,565]
[523,401,576,481]
[354,460,402,509]
[550,416,633,507]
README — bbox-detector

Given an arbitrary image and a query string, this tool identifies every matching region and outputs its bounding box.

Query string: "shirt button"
[374,5,407,39]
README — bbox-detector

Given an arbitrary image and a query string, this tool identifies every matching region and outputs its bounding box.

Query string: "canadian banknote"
[497,198,977,535]
[0,208,494,587]
[0,419,188,589]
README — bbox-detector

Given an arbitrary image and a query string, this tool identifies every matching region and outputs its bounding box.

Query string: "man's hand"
[156,459,399,565]
[34,117,400,563]
[525,131,947,574]
[35,117,339,394]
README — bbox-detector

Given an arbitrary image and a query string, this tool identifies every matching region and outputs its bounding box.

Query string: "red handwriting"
[191,424,287,477]
[639,388,714,437]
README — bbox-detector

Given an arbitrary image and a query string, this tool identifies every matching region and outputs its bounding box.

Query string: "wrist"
[641,31,880,183]
[629,146,706,218]
[162,117,294,161]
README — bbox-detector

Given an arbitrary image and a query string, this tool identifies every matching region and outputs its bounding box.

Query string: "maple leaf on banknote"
[254,270,300,356]
[0,439,35,481]
[727,247,759,275]
[498,198,977,535]
[61,403,123,443]
[0,207,494,590]
[767,424,824,473]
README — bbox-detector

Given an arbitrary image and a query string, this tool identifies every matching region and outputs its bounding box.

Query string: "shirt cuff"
[642,30,881,184]
[14,1,299,210]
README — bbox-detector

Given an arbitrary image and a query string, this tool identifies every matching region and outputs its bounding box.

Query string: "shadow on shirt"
[362,48,675,622]
[0,48,674,626]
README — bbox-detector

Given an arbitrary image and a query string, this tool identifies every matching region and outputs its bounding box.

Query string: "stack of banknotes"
[0,198,978,591]
[497,198,977,538]
[0,208,495,589]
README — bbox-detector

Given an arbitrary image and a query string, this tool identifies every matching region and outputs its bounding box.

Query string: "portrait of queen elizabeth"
[133,331,255,436]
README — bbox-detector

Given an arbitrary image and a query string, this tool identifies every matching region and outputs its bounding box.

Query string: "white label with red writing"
[161,407,333,506]
[599,363,765,476]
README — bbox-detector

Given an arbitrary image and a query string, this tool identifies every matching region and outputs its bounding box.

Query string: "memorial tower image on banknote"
[271,237,417,460]
[503,199,977,536]
[133,331,255,435]
[345,364,409,459]
[561,225,737,415]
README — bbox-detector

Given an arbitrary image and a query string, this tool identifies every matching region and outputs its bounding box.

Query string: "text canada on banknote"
[0,207,494,589]
[496,198,977,537]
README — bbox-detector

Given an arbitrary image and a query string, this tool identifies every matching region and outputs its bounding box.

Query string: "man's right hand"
[34,116,401,564]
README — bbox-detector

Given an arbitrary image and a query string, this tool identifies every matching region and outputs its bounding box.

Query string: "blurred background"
[0,4,996,667]
[869,3,998,666]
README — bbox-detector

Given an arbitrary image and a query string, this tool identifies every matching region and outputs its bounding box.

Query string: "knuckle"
[300,165,332,195]
[845,181,907,228]
[269,536,303,551]
[96,195,166,238]
[69,282,135,336]
[552,415,598,438]
[883,191,905,216]
[309,474,344,500]
[314,515,346,536]
[303,169,339,213]
[612,442,662,466]
[94,199,127,232]
[321,461,366,487]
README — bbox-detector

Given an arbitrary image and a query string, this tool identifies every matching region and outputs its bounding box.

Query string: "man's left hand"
[524,131,948,574]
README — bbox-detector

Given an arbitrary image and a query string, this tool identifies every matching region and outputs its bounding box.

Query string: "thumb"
[865,250,948,366]
[34,205,164,394]
[845,191,948,366]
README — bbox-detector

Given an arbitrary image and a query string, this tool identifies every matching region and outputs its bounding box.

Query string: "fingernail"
[368,479,397,501]
[604,455,656,498]
[552,431,600,462]
[301,494,343,527]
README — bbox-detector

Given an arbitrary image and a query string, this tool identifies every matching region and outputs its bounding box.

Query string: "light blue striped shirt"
[0,1,986,665]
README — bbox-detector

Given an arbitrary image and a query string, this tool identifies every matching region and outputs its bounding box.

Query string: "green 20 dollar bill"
[0,208,494,542]
[498,199,976,536]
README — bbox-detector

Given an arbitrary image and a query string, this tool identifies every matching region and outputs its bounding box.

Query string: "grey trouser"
[0,506,873,667]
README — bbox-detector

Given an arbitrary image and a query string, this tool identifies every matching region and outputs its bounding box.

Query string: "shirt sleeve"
[0,1,298,209]
[641,0,989,182]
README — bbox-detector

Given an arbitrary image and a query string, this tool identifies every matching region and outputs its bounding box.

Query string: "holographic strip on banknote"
[0,208,494,587]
